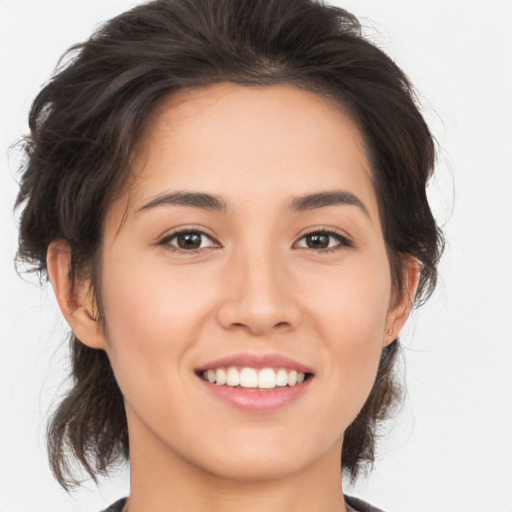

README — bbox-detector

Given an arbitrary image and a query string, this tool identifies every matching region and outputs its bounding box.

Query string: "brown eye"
[295,230,352,251]
[304,233,330,249]
[163,230,217,251]
[176,232,202,249]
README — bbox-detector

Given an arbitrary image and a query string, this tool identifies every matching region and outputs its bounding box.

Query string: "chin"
[198,452,314,482]
[180,429,340,483]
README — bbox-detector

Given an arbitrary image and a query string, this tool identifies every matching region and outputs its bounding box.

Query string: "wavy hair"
[15,0,444,489]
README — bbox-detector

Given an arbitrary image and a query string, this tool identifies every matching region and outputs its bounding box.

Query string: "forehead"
[115,83,378,221]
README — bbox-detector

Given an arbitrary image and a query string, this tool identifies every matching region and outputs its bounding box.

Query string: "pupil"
[307,233,329,249]
[178,232,202,249]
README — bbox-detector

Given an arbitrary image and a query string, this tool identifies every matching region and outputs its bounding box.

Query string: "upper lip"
[196,352,314,374]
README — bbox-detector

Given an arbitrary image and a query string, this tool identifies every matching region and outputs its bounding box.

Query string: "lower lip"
[198,377,312,412]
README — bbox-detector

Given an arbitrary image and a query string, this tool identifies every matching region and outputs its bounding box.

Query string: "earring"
[388,327,393,336]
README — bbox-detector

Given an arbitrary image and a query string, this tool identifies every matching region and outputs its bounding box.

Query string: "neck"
[125,415,349,512]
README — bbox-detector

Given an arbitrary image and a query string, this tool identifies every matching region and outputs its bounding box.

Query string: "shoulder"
[346,495,387,512]
[99,498,127,512]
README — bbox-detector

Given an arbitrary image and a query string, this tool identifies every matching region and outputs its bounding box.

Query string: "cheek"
[101,240,215,335]
[308,254,391,342]
[305,258,392,412]
[98,252,207,398]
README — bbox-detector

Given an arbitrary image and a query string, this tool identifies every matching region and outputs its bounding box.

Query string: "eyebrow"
[138,191,227,213]
[287,190,370,217]
[138,189,369,217]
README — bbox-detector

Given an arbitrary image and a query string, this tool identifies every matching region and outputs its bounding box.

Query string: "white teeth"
[287,370,298,386]
[215,368,226,385]
[276,368,288,387]
[239,368,258,388]
[258,368,276,389]
[226,367,240,386]
[201,366,308,389]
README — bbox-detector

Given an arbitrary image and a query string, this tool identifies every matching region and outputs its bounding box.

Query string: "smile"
[199,366,307,390]
[195,353,314,411]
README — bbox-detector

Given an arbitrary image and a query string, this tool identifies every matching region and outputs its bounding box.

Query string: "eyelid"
[158,226,221,252]
[156,225,354,254]
[294,227,354,252]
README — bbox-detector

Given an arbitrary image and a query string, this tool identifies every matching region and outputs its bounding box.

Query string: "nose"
[216,246,301,336]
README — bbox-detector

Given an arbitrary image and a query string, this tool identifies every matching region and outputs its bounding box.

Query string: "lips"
[196,352,313,374]
[195,353,313,411]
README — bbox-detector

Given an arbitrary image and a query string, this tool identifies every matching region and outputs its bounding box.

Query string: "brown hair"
[15,0,444,489]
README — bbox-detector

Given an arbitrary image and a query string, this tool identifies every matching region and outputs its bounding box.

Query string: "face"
[94,83,401,481]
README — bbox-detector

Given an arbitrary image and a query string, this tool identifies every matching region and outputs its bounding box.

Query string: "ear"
[47,240,107,350]
[383,256,420,346]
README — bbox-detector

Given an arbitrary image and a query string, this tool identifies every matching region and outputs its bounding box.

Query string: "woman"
[15,0,443,511]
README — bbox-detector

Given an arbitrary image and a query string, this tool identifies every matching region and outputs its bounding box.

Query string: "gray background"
[1,0,511,510]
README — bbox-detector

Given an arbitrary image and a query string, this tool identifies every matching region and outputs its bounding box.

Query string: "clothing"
[101,498,126,512]
[346,495,386,512]
[100,495,385,512]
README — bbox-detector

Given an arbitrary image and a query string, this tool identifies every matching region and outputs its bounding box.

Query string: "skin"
[48,83,418,512]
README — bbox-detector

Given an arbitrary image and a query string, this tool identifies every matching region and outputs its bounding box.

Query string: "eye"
[295,230,353,252]
[160,230,219,251]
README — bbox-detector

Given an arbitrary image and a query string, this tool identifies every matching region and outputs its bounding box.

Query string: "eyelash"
[158,229,219,253]
[296,229,354,253]
[158,228,354,254]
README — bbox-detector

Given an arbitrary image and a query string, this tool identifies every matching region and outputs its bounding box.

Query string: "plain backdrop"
[1,1,511,511]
